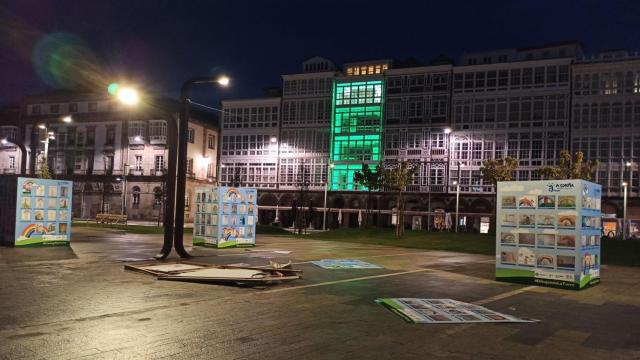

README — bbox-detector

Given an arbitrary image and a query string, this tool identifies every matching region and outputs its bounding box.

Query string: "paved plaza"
[1,227,639,359]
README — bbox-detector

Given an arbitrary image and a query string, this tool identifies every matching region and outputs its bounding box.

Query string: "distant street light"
[322,163,335,230]
[62,115,72,123]
[444,127,452,134]
[623,181,629,239]
[117,87,140,106]
[453,180,460,232]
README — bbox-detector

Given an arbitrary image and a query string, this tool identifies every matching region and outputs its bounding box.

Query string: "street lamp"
[322,163,335,230]
[163,75,229,259]
[623,181,629,239]
[453,180,460,232]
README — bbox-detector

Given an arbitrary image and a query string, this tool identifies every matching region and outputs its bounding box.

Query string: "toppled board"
[124,260,302,286]
[311,259,383,269]
[376,298,537,324]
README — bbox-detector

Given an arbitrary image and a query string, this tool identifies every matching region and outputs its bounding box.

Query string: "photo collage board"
[496,180,602,290]
[14,177,73,246]
[192,186,257,248]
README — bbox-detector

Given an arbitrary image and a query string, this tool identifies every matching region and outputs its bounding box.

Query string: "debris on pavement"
[124,261,302,286]
[376,298,538,324]
[311,259,383,269]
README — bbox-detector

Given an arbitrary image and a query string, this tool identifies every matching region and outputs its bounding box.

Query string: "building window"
[32,105,41,114]
[105,126,116,146]
[208,134,216,149]
[88,102,98,112]
[105,155,114,173]
[69,103,78,113]
[128,121,146,141]
[155,155,164,171]
[188,128,195,143]
[50,104,59,114]
[134,155,143,171]
[153,187,163,207]
[132,186,141,208]
[187,158,194,175]
[207,163,215,178]
[149,120,167,144]
[9,156,15,169]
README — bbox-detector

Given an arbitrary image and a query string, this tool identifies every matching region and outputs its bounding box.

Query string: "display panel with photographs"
[496,180,602,290]
[192,186,257,248]
[14,178,72,246]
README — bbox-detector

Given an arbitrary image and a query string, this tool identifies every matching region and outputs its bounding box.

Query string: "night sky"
[1,0,639,107]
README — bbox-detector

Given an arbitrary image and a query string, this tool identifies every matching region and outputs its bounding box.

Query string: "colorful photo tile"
[45,223,56,234]
[536,214,555,228]
[517,248,536,266]
[59,211,68,221]
[518,196,536,208]
[34,210,44,221]
[59,223,67,233]
[536,234,555,248]
[48,198,57,209]
[21,209,30,221]
[538,195,556,208]
[247,216,254,226]
[558,214,576,228]
[501,196,516,208]
[22,180,34,194]
[557,255,576,269]
[557,234,576,248]
[60,186,69,197]
[21,197,31,209]
[518,233,535,246]
[48,186,58,197]
[518,214,535,227]
[557,196,576,209]
[536,254,555,268]
[500,250,517,264]
[60,198,69,209]
[248,193,255,203]
[35,198,45,209]
[47,210,56,221]
[35,185,45,196]
[502,213,517,226]
[500,232,516,245]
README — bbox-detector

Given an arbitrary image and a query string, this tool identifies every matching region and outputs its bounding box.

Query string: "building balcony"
[129,169,145,176]
[149,136,167,145]
[431,148,447,157]
[153,169,167,176]
[2,168,17,174]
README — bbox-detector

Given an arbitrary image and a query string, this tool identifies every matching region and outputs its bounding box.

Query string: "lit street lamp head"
[444,128,452,134]
[270,136,277,143]
[117,87,139,106]
[134,136,142,142]
[1,139,7,145]
[38,124,46,130]
[217,76,230,86]
[62,115,72,123]
[626,161,632,167]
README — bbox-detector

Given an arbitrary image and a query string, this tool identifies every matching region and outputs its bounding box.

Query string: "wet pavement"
[0,227,639,359]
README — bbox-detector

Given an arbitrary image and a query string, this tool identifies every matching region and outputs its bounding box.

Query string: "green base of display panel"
[496,268,600,290]
[15,240,70,247]
[192,239,255,249]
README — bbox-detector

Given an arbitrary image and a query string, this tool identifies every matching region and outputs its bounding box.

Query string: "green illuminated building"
[329,79,384,190]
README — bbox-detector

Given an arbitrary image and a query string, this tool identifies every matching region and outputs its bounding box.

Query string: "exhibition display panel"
[192,186,257,248]
[496,180,601,290]
[0,177,72,247]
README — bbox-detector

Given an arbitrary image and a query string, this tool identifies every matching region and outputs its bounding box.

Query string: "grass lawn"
[300,228,495,255]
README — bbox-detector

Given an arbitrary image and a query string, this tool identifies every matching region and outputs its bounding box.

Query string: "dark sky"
[1,0,639,107]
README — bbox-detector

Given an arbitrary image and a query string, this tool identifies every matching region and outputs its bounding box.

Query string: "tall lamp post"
[322,163,334,230]
[623,181,628,240]
[453,180,460,232]
[168,76,229,259]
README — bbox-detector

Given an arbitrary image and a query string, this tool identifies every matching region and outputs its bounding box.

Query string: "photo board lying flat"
[496,180,601,290]
[0,177,73,247]
[192,186,257,248]
[376,298,535,324]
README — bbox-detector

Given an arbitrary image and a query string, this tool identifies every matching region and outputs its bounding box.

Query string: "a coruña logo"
[547,182,574,192]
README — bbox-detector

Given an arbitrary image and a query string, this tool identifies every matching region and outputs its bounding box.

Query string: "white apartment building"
[0,90,218,222]
[571,50,640,216]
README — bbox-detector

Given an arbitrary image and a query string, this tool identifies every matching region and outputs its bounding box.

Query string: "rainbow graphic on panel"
[19,223,45,240]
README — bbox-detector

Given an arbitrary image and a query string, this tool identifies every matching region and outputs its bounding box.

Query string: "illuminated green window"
[330,80,384,190]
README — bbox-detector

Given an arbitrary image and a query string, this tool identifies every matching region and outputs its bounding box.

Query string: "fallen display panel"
[124,261,302,286]
[311,259,383,269]
[376,298,536,324]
